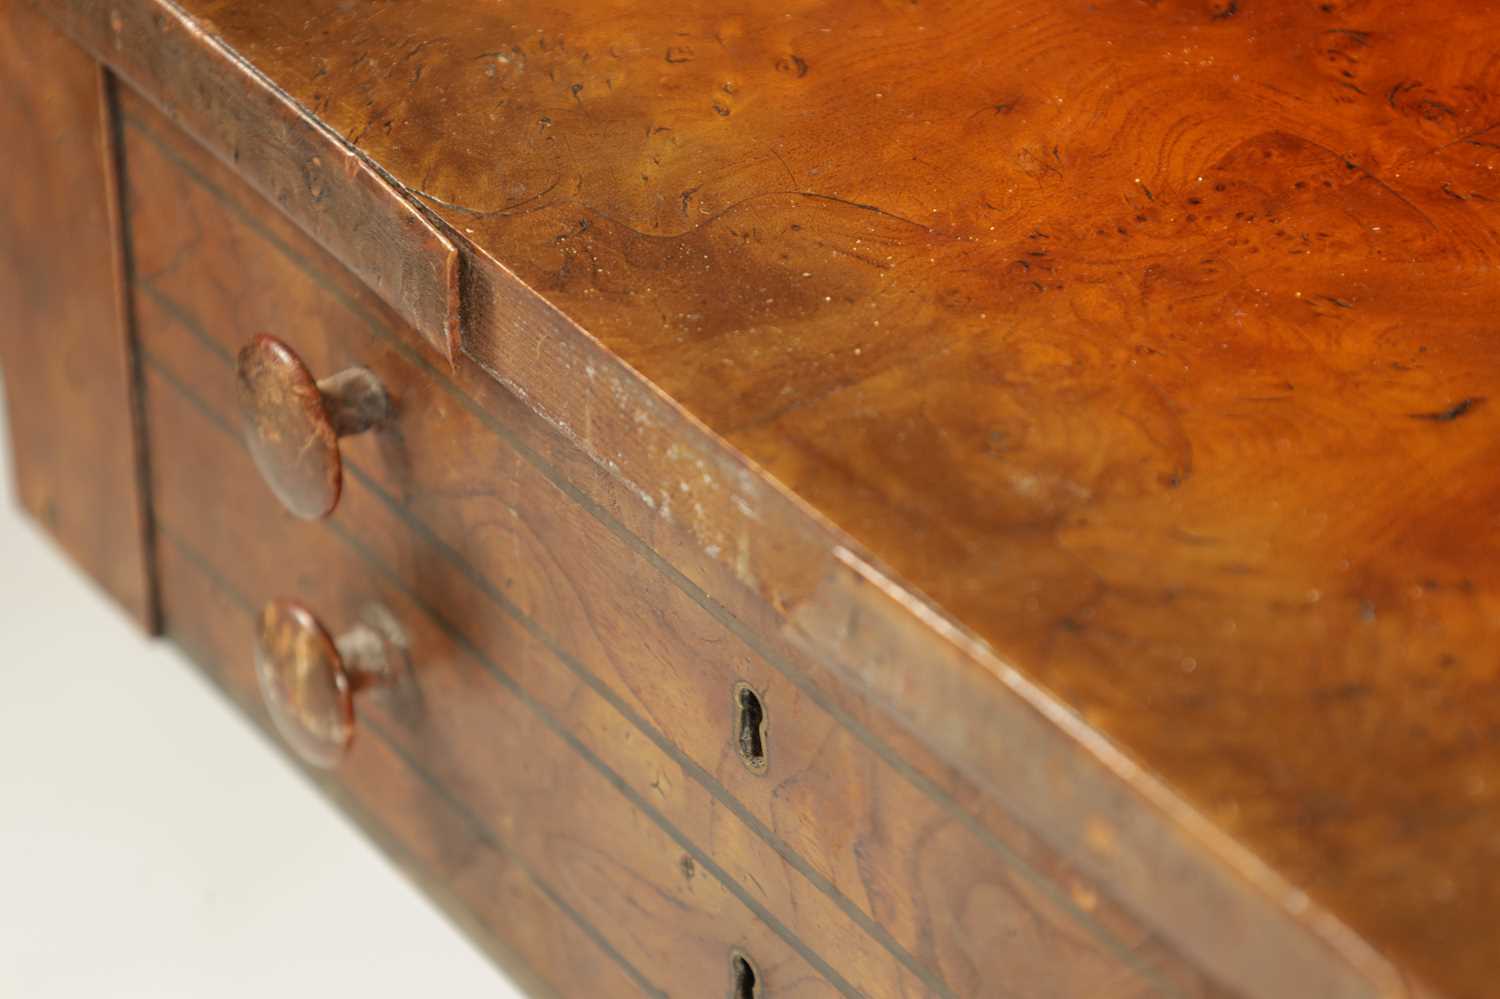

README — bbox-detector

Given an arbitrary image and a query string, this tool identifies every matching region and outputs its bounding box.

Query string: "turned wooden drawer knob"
[254,599,407,768]
[236,334,389,519]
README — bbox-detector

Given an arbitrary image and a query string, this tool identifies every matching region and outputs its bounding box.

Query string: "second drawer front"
[123,83,1216,999]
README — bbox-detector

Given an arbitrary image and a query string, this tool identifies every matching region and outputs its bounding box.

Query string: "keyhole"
[731,950,760,999]
[734,683,767,774]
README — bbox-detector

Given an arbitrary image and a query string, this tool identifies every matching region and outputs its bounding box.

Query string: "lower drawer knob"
[254,599,406,768]
[236,334,390,519]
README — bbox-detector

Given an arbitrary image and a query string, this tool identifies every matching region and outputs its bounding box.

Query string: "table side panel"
[0,0,154,628]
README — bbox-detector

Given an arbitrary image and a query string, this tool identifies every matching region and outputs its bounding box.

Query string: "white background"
[0,384,520,997]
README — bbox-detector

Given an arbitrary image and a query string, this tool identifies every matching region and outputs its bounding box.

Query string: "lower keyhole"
[731,950,760,999]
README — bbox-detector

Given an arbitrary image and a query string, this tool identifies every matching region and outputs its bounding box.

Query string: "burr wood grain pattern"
[12,0,1500,995]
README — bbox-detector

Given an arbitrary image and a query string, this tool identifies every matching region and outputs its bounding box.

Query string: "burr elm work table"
[3,1,1497,996]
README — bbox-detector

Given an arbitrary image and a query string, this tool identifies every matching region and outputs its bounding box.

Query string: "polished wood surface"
[14,0,1500,994]
[122,86,1223,998]
[40,3,1382,994]
[0,0,154,627]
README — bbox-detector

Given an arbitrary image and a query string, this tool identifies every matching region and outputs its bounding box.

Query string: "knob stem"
[333,605,408,693]
[317,367,390,438]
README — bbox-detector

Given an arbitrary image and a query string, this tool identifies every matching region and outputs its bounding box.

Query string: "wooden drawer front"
[121,85,1223,999]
